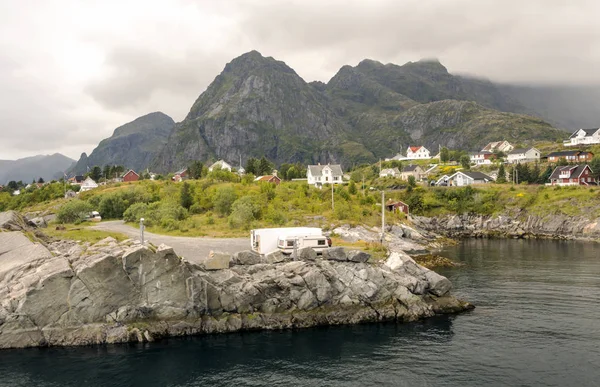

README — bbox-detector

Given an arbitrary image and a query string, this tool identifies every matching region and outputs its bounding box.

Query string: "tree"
[590,156,600,180]
[539,166,553,184]
[188,161,204,179]
[257,156,274,175]
[7,181,18,191]
[37,177,44,184]
[90,166,102,181]
[496,164,507,183]
[440,147,450,164]
[245,158,259,175]
[103,165,111,180]
[460,155,471,170]
[213,186,237,216]
[348,180,357,195]
[180,182,194,210]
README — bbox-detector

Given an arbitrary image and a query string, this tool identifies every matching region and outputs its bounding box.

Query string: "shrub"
[57,200,93,224]
[213,186,237,216]
[123,202,148,223]
[228,196,261,228]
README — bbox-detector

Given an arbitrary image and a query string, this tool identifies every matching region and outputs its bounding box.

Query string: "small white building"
[307,164,344,187]
[405,146,431,160]
[379,167,401,178]
[80,177,98,192]
[564,128,600,146]
[400,165,426,180]
[470,151,494,165]
[507,147,541,164]
[208,160,232,172]
[447,171,494,186]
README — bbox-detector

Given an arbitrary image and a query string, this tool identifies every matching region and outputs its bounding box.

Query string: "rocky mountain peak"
[223,50,297,77]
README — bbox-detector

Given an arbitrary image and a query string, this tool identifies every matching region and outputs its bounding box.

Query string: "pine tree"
[496,164,506,183]
[180,182,193,210]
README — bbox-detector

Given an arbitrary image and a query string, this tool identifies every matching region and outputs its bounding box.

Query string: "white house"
[470,151,494,165]
[405,146,431,159]
[482,141,514,153]
[80,177,98,192]
[564,128,600,146]
[380,167,401,178]
[507,147,541,164]
[400,165,426,180]
[208,160,232,172]
[435,175,450,186]
[447,171,494,186]
[307,164,344,187]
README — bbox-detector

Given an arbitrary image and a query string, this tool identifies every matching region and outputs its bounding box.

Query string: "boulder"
[231,250,263,266]
[0,211,27,231]
[297,247,317,261]
[204,251,231,270]
[384,251,415,271]
[423,270,453,296]
[322,247,347,261]
[347,250,370,263]
[266,250,286,264]
[29,217,47,228]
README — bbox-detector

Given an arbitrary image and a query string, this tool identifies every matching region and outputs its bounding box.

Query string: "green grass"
[44,224,128,244]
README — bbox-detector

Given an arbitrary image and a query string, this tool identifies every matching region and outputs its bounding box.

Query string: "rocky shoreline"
[411,213,600,241]
[0,211,472,349]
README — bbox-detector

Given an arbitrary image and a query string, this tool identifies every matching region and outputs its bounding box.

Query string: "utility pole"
[331,181,334,211]
[381,190,385,243]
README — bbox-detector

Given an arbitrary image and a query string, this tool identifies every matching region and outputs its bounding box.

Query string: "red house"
[254,174,281,185]
[549,164,597,186]
[385,200,410,215]
[122,170,140,182]
[172,168,189,182]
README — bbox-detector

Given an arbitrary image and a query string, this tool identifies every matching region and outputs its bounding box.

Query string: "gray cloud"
[0,0,599,160]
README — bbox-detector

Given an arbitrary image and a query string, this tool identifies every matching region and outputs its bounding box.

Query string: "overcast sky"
[1,0,599,160]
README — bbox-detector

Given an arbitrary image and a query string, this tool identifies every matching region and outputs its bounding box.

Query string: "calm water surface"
[1,239,599,386]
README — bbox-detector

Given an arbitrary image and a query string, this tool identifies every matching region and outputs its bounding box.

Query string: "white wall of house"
[508,148,541,164]
[80,178,98,192]
[405,147,431,159]
[565,129,600,146]
[449,173,474,186]
[307,165,343,186]
[470,154,492,165]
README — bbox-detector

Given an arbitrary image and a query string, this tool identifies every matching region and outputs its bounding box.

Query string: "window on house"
[287,241,294,247]
[317,240,326,246]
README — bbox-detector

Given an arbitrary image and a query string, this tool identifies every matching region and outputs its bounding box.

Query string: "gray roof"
[402,165,422,172]
[546,150,583,157]
[570,128,599,138]
[549,165,591,180]
[454,171,493,181]
[308,164,343,177]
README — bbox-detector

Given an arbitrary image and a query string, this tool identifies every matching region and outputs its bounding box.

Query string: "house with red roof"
[254,173,281,185]
[405,146,431,160]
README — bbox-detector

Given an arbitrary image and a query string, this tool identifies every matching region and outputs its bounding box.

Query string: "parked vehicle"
[88,211,102,222]
[277,235,329,255]
[250,227,322,255]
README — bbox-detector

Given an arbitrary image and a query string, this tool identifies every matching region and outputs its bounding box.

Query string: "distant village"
[2,127,600,197]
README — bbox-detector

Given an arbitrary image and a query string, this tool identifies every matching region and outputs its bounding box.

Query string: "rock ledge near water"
[0,220,472,349]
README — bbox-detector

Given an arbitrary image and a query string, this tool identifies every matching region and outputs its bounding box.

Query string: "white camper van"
[277,235,329,255]
[250,227,322,255]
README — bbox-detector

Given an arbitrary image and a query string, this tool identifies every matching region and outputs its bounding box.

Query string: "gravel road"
[92,221,249,264]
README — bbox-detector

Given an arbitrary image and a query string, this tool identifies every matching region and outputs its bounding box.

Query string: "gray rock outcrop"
[0,229,472,349]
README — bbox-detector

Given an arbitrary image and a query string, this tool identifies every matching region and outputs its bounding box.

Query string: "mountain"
[149,52,569,171]
[152,51,356,172]
[70,112,174,175]
[0,153,75,183]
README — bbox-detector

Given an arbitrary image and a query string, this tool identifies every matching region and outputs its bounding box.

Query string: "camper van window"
[287,241,294,247]
[318,240,326,246]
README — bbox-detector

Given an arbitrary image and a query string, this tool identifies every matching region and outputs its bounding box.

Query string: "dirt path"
[92,221,249,264]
